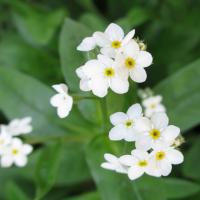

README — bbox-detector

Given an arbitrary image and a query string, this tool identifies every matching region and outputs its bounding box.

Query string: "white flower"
[101,153,127,174]
[119,149,160,180]
[109,103,143,141]
[50,84,73,118]
[143,95,166,117]
[77,36,96,51]
[116,40,153,83]
[79,54,129,97]
[1,138,33,168]
[1,117,32,136]
[93,23,135,58]
[0,127,12,155]
[149,146,184,176]
[135,112,180,150]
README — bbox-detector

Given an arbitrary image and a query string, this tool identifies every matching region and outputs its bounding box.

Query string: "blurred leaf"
[182,138,200,180]
[63,192,100,200]
[0,32,61,85]
[86,135,139,200]
[154,58,200,132]
[5,181,29,200]
[35,142,62,200]
[0,68,94,142]
[79,13,107,31]
[117,7,150,32]
[11,1,66,46]
[75,0,99,14]
[59,18,91,92]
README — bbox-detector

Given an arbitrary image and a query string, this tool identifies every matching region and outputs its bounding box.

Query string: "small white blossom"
[92,23,135,58]
[1,138,33,168]
[1,117,32,136]
[77,36,96,51]
[119,149,160,180]
[149,145,184,176]
[101,153,127,174]
[135,112,180,151]
[109,103,143,141]
[143,95,166,117]
[50,84,73,118]
[116,40,153,83]
[78,55,129,97]
[0,127,12,155]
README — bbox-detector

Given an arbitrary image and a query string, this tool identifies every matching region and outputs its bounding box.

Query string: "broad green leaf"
[11,1,66,45]
[5,181,29,200]
[182,137,200,180]
[0,67,94,142]
[0,32,61,85]
[35,142,62,200]
[59,18,91,92]
[63,192,100,200]
[154,59,200,132]
[86,135,139,200]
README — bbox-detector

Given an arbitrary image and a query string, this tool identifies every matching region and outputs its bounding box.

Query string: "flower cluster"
[101,103,184,180]
[76,23,153,97]
[0,117,33,167]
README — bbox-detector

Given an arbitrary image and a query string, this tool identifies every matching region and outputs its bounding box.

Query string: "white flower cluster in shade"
[50,84,73,118]
[101,103,184,180]
[0,117,33,168]
[76,23,153,97]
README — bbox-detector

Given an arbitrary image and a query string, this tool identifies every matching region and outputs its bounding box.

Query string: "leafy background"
[0,0,200,199]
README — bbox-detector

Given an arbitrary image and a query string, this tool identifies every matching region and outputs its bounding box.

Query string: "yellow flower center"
[138,160,148,167]
[12,149,19,155]
[125,120,133,128]
[149,129,161,140]
[0,139,4,145]
[150,104,156,109]
[156,151,165,160]
[104,67,115,77]
[125,57,136,69]
[111,40,121,49]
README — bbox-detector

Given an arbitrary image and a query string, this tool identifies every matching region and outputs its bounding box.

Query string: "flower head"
[50,84,73,118]
[109,103,143,141]
[0,127,12,155]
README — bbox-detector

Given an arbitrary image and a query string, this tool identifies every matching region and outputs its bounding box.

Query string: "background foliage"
[0,0,200,199]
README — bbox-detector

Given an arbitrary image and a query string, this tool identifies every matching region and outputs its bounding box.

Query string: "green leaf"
[63,192,100,200]
[11,1,66,46]
[182,137,200,180]
[0,67,94,142]
[154,59,200,132]
[5,181,29,200]
[59,18,91,92]
[86,135,139,200]
[35,142,62,200]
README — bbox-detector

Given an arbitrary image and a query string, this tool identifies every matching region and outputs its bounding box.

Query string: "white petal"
[135,136,152,151]
[1,155,13,167]
[124,128,138,142]
[166,149,184,165]
[90,77,108,97]
[12,138,23,147]
[22,144,33,155]
[104,153,118,163]
[105,23,124,41]
[109,125,126,141]
[77,36,96,51]
[50,94,63,107]
[110,77,129,94]
[159,160,172,176]
[83,60,103,77]
[127,103,142,119]
[163,125,180,143]
[119,155,137,166]
[142,96,162,107]
[101,162,115,170]
[15,156,27,167]
[52,84,68,94]
[80,79,91,91]
[110,112,128,125]
[57,97,73,118]
[93,31,109,47]
[97,54,114,67]
[122,29,135,45]
[137,51,153,68]
[135,117,152,132]
[128,166,144,180]
[123,40,140,58]
[131,149,149,160]
[130,66,147,83]
[100,47,116,58]
[151,112,169,130]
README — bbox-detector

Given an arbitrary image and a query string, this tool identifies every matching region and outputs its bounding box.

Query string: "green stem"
[133,181,143,200]
[100,97,109,133]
